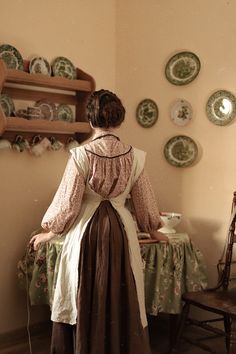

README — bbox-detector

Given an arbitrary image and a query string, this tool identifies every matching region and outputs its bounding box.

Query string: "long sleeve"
[130,169,163,233]
[41,156,85,234]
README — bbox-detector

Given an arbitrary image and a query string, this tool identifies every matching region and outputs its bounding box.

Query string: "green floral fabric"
[17,232,207,314]
[140,233,208,314]
[17,230,65,306]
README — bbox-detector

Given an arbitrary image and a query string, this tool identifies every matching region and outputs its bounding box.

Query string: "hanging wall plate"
[164,135,198,167]
[170,99,192,126]
[165,51,201,85]
[136,99,158,128]
[206,90,236,126]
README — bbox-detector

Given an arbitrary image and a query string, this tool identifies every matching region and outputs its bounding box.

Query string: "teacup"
[65,137,80,151]
[49,137,64,151]
[0,138,11,150]
[27,106,42,120]
[12,135,30,152]
[16,109,29,119]
[30,135,51,157]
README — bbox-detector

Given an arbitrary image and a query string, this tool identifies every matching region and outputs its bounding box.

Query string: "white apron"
[51,146,148,328]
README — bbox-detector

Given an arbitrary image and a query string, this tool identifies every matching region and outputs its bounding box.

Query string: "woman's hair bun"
[86,89,125,128]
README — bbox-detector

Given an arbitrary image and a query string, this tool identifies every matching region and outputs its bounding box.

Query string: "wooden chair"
[171,192,236,354]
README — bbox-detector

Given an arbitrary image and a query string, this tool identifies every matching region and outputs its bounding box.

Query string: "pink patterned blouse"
[41,134,163,234]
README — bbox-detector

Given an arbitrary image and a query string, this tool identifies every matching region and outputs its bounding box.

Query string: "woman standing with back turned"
[30,89,167,354]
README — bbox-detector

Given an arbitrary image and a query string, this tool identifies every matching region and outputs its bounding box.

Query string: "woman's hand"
[149,230,169,242]
[29,231,56,251]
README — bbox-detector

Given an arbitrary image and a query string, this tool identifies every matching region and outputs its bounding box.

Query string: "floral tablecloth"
[140,233,208,315]
[17,232,207,314]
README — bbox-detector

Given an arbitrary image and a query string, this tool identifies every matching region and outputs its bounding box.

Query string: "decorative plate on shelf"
[164,135,198,167]
[136,99,158,128]
[165,51,201,85]
[57,104,74,122]
[29,56,51,76]
[51,56,77,80]
[170,99,192,126]
[206,90,236,126]
[0,44,24,70]
[34,99,57,120]
[0,94,15,116]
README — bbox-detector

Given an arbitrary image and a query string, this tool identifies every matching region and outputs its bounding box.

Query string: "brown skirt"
[51,200,151,354]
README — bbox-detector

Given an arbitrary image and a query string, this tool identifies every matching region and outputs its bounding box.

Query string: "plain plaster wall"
[0,0,116,334]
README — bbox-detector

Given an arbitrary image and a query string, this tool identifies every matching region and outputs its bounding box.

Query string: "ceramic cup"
[12,135,30,152]
[65,137,80,151]
[16,109,29,119]
[49,137,64,151]
[30,135,51,157]
[0,138,12,150]
[27,106,42,120]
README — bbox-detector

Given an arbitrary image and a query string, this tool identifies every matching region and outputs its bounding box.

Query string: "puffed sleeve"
[130,169,163,232]
[41,155,85,234]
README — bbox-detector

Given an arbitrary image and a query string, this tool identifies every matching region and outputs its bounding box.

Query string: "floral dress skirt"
[51,200,151,354]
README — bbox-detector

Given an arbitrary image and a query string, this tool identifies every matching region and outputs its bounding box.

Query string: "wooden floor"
[0,315,227,354]
[0,322,51,354]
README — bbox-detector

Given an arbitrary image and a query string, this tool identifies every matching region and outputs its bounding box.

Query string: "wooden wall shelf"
[5,117,91,135]
[0,59,95,141]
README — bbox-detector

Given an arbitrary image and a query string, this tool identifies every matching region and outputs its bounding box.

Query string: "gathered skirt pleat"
[51,200,151,354]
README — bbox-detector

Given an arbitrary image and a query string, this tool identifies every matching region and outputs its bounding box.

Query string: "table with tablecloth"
[17,232,207,315]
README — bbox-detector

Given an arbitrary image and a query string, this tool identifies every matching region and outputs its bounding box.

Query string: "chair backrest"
[216,191,236,290]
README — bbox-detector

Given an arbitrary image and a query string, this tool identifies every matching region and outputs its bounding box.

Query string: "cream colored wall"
[0,0,116,334]
[116,0,236,286]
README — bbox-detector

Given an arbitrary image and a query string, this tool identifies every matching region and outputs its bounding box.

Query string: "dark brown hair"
[86,89,125,128]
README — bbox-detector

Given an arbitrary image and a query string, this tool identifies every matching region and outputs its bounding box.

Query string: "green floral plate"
[34,99,57,120]
[165,51,201,86]
[51,56,77,80]
[164,135,198,167]
[206,90,236,126]
[57,104,75,122]
[0,44,24,70]
[136,99,158,128]
[0,94,15,116]
[170,99,192,126]
[29,56,51,76]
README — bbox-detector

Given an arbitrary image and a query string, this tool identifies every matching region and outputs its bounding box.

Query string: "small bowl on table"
[159,212,182,234]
